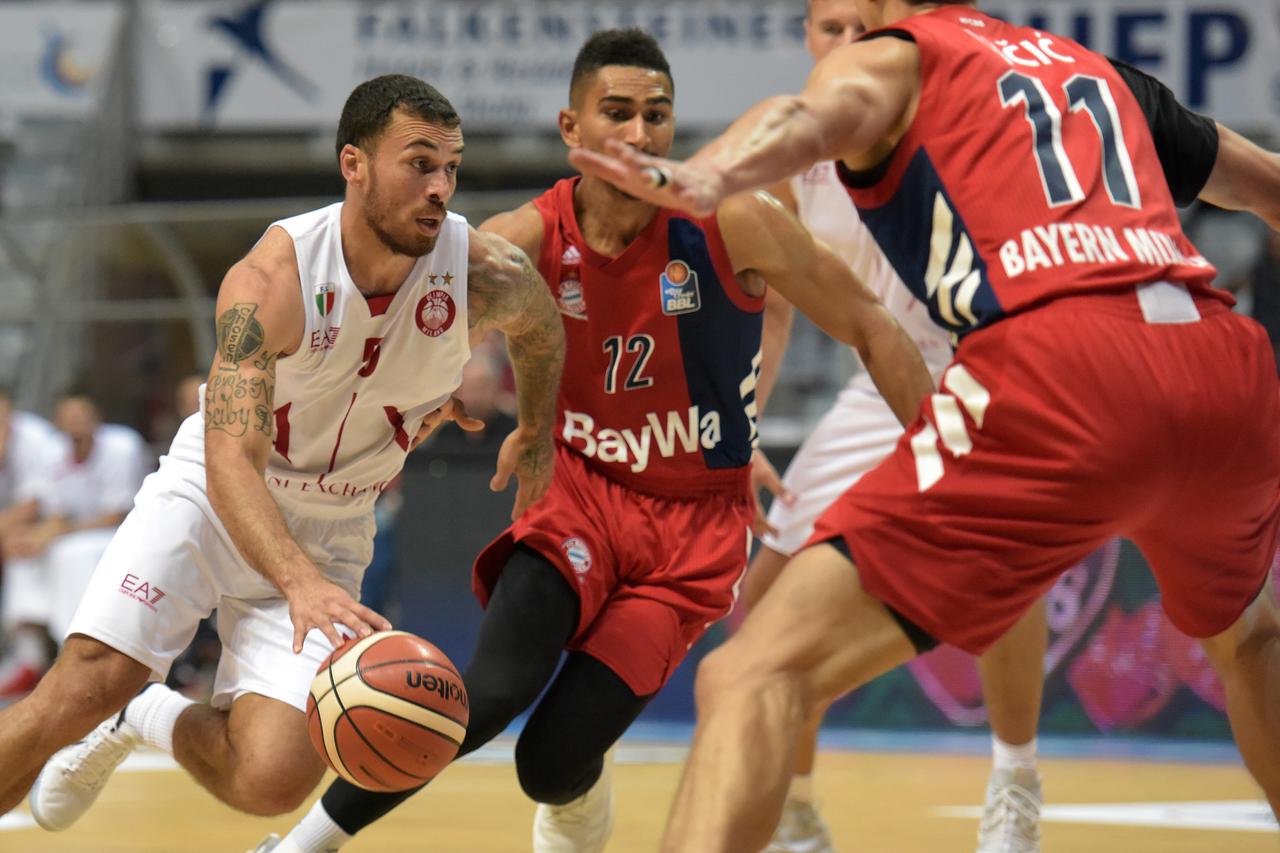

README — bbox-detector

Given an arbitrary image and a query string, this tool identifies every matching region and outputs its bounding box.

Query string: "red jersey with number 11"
[841,6,1225,340]
[531,178,764,498]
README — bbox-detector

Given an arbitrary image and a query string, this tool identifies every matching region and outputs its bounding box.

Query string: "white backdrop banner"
[136,0,1280,133]
[0,3,124,119]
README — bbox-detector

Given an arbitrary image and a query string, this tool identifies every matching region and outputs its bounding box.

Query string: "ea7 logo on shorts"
[562,537,592,576]
[119,573,166,611]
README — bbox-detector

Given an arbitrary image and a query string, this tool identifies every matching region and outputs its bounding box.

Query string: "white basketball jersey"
[260,203,471,517]
[790,162,954,383]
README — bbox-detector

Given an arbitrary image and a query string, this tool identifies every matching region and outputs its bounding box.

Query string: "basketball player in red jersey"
[572,2,1280,850]
[254,28,933,853]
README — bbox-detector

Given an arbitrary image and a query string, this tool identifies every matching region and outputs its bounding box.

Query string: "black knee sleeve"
[513,652,652,805]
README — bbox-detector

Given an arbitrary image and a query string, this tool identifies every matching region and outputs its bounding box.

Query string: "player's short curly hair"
[569,28,673,106]
[335,74,460,160]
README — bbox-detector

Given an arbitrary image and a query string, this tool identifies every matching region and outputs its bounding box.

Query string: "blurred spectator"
[0,387,60,550]
[0,388,62,698]
[0,386,152,698]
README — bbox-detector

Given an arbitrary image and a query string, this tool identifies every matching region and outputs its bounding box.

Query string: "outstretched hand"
[568,140,726,218]
[490,427,555,520]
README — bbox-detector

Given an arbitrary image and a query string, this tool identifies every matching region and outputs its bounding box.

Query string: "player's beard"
[364,168,439,258]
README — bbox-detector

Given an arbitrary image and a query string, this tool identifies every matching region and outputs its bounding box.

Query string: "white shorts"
[761,382,908,556]
[66,462,374,713]
[2,528,115,641]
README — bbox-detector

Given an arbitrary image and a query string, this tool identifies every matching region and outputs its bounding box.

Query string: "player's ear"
[338,143,365,186]
[558,108,581,149]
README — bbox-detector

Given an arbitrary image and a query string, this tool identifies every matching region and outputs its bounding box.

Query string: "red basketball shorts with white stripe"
[810,288,1280,654]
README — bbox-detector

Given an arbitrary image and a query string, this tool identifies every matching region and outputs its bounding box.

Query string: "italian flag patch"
[315,282,335,317]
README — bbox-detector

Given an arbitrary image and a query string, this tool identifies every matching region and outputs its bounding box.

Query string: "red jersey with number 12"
[532,178,764,498]
[841,6,1224,339]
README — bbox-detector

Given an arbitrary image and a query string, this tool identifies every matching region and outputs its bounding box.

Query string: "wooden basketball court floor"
[3,733,1275,853]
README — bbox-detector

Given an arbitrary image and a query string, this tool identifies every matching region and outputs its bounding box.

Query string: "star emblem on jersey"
[659,259,701,316]
[561,537,592,576]
[415,290,456,337]
[314,282,336,318]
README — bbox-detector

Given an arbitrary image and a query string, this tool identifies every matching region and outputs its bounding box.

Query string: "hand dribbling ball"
[307,630,469,791]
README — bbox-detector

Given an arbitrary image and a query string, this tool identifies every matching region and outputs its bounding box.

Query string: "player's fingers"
[568,147,638,187]
[354,602,392,633]
[456,413,486,432]
[752,505,779,539]
[292,622,307,655]
[448,400,486,432]
[318,619,345,650]
[490,441,516,492]
[409,423,433,451]
[490,460,513,492]
[510,479,534,521]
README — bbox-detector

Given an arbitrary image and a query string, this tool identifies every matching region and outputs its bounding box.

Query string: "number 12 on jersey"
[602,334,655,394]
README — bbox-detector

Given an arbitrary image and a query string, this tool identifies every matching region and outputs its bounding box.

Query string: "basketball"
[307,630,469,792]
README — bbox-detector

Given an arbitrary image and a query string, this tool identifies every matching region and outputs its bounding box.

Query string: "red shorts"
[810,289,1280,655]
[473,447,753,695]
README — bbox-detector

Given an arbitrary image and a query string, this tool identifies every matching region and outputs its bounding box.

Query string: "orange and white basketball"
[307,631,469,792]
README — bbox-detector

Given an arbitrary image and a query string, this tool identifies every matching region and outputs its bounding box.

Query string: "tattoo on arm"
[470,240,565,434]
[207,302,277,438]
[216,303,267,369]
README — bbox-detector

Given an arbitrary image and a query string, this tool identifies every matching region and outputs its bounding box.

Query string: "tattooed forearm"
[505,257,565,434]
[468,234,565,434]
[216,303,267,369]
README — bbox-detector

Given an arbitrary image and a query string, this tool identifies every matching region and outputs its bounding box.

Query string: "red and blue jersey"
[532,178,763,498]
[841,6,1226,339]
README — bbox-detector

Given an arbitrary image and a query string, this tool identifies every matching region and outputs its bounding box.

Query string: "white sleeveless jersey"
[265,203,471,517]
[790,162,954,384]
[168,202,471,520]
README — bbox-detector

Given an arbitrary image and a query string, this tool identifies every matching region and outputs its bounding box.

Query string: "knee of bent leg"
[694,643,751,711]
[514,737,590,805]
[36,636,150,731]
[694,639,811,718]
[235,756,324,816]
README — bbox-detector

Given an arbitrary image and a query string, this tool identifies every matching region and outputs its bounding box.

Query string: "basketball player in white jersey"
[745,3,1047,850]
[0,74,566,831]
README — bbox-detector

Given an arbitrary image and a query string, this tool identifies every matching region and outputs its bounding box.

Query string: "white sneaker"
[764,798,837,853]
[245,833,314,853]
[28,709,141,831]
[976,767,1042,853]
[532,750,615,853]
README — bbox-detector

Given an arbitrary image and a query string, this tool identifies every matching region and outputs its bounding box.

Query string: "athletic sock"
[788,773,815,805]
[123,683,195,754]
[991,734,1038,773]
[284,799,354,853]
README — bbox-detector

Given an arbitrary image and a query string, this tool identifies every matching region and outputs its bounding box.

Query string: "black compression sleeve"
[1108,58,1219,207]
